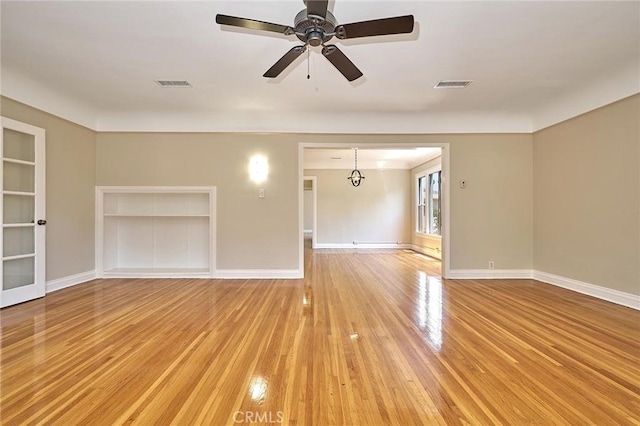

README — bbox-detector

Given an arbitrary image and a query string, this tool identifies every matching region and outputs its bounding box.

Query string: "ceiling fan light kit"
[215,0,414,82]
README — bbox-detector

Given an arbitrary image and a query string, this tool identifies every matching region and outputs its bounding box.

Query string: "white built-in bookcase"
[96,186,216,278]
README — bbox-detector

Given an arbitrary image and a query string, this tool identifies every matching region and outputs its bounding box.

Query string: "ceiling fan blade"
[335,15,414,39]
[305,0,329,19]
[216,14,293,35]
[264,46,307,78]
[321,45,363,82]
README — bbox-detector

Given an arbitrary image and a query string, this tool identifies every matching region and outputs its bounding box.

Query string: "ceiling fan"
[215,0,414,82]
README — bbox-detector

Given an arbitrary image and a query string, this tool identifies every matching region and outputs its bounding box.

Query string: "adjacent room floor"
[1,247,638,424]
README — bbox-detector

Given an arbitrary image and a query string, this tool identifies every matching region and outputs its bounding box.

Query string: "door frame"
[1,117,46,308]
[298,142,450,278]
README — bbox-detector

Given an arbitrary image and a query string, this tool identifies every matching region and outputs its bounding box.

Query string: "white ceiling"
[304,147,441,169]
[1,1,638,133]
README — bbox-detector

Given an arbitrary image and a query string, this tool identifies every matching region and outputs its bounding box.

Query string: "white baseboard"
[303,230,312,235]
[445,268,639,310]
[214,269,302,279]
[448,269,533,279]
[314,243,411,249]
[533,270,639,310]
[42,268,637,310]
[46,270,96,293]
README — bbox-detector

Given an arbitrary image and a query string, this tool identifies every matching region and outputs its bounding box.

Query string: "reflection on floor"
[1,246,638,424]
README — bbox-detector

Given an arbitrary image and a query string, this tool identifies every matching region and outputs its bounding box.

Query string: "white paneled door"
[1,117,46,308]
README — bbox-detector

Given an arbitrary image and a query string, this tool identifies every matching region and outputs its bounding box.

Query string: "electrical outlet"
[259,189,265,198]
[488,261,495,269]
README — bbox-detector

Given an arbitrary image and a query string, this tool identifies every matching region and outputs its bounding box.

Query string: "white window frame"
[415,164,442,237]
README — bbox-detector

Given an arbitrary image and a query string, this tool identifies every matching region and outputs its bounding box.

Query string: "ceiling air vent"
[434,80,472,89]
[155,80,192,88]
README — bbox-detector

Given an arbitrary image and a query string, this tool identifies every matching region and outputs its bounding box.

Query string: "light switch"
[259,189,265,198]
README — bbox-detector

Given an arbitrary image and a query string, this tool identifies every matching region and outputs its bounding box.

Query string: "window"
[417,169,441,235]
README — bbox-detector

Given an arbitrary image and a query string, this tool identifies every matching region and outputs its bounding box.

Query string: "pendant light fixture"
[347,148,365,187]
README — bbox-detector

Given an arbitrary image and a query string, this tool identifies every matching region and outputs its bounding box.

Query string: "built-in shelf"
[102,267,210,278]
[96,186,216,278]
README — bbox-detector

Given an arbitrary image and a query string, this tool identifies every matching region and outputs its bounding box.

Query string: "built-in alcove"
[95,186,216,278]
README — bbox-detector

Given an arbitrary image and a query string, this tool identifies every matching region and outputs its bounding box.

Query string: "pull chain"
[307,49,310,80]
[355,148,358,169]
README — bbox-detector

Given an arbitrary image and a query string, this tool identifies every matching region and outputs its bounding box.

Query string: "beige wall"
[96,132,299,270]
[98,132,534,272]
[447,134,534,270]
[4,93,636,294]
[0,95,537,278]
[304,169,411,245]
[533,94,640,294]
[1,96,97,281]
[411,156,443,260]
[303,178,313,232]
[303,189,313,232]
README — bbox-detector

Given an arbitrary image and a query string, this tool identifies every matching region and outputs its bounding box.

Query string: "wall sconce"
[249,155,269,183]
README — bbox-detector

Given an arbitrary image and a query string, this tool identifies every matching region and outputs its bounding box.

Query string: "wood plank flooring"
[1,248,639,425]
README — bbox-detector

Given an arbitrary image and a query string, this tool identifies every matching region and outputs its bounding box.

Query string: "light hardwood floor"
[1,248,639,425]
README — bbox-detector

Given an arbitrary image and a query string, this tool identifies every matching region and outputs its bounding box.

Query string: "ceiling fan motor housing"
[294,9,337,46]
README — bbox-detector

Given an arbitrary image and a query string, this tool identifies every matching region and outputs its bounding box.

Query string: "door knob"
[37,219,47,225]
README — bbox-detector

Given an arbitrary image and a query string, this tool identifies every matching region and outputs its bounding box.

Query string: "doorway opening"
[298,142,450,278]
[302,176,317,250]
